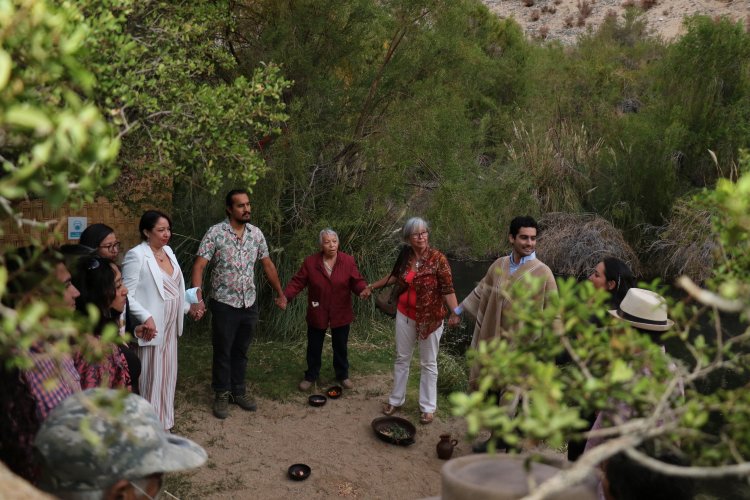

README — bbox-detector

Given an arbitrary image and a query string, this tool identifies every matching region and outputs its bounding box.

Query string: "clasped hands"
[134,317,158,341]
[447,312,461,327]
[274,294,288,310]
[188,302,205,321]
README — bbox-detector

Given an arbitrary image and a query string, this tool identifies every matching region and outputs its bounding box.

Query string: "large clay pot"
[437,434,459,460]
[440,454,597,500]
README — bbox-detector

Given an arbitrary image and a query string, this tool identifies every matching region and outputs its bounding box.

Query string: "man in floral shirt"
[191,189,287,419]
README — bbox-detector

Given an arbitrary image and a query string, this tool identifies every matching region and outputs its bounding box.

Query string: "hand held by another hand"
[275,295,288,310]
[134,322,157,342]
[447,313,461,327]
[189,302,205,321]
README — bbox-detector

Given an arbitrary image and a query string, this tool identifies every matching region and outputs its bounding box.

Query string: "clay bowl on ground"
[308,394,327,407]
[288,463,311,481]
[326,385,342,399]
[371,416,416,446]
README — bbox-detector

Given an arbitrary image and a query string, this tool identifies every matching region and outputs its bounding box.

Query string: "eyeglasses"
[410,231,429,239]
[99,241,121,252]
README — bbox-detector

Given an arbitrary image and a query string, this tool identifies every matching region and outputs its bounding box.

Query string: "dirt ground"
[482,0,749,45]
[168,373,473,499]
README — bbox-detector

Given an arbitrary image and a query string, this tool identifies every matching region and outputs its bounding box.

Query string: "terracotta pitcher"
[436,433,459,460]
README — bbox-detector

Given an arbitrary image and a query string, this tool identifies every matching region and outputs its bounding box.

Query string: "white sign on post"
[67,217,88,240]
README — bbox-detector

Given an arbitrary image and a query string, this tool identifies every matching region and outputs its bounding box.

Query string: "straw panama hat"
[608,288,674,332]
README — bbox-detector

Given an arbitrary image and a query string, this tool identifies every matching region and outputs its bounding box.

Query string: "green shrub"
[649,16,750,188]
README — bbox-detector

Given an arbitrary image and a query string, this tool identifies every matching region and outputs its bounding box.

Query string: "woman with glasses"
[80,223,122,261]
[72,256,144,391]
[367,217,460,425]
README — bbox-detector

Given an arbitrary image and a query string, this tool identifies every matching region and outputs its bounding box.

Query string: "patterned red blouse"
[395,247,455,339]
[74,342,132,391]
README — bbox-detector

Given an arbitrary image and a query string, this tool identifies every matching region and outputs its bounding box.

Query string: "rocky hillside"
[482,0,748,44]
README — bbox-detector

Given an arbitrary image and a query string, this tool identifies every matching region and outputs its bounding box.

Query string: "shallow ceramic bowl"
[288,463,311,481]
[308,394,327,407]
[326,385,343,399]
[371,416,416,446]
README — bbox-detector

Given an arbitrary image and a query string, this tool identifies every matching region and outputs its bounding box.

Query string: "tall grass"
[505,120,605,214]
[646,196,716,283]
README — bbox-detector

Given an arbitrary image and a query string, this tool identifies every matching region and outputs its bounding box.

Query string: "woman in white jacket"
[122,210,199,430]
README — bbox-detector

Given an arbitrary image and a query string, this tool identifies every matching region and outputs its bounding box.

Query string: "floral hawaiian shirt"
[197,219,270,308]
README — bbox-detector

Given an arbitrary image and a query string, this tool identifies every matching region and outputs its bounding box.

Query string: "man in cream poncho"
[454,216,558,385]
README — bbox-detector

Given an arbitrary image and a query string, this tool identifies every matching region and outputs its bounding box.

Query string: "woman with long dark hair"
[72,256,143,391]
[588,257,636,309]
[568,257,638,461]
[79,223,143,389]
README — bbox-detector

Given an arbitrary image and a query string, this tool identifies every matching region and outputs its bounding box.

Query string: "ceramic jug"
[437,433,459,460]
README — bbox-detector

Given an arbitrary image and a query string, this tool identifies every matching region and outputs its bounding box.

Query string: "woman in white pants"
[368,217,460,424]
[122,210,200,430]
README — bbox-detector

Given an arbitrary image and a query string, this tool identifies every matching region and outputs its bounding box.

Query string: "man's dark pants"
[210,299,258,396]
[304,324,350,382]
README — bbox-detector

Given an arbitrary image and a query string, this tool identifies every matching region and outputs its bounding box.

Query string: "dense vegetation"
[3,0,749,354]
[5,0,748,265]
[160,2,750,271]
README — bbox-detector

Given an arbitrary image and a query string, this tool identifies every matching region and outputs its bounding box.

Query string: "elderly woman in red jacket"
[284,229,371,391]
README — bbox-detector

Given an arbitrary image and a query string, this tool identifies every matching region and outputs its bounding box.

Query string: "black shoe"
[213,391,230,419]
[231,393,257,412]
[472,437,507,454]
[472,438,489,454]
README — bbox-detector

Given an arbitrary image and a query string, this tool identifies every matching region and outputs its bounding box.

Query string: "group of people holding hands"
[1,185,679,499]
[75,189,659,437]
[274,207,671,458]
[9,186,667,439]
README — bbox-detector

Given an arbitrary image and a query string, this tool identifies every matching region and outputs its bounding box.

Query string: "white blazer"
[122,241,189,347]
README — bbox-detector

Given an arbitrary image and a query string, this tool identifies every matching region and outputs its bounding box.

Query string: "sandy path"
[169,374,471,499]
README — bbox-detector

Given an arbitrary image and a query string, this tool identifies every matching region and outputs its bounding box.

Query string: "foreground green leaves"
[0,0,120,212]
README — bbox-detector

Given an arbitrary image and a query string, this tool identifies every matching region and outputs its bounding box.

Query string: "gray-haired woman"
[283,229,371,391]
[368,217,460,424]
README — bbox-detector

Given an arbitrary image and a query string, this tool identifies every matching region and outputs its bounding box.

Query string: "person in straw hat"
[586,288,676,452]
[585,288,679,499]
[607,287,674,333]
